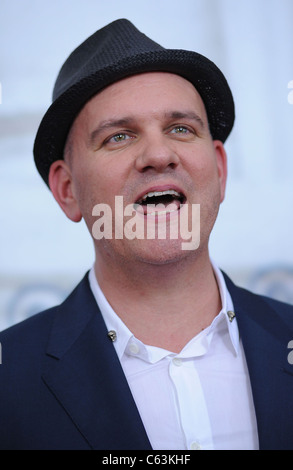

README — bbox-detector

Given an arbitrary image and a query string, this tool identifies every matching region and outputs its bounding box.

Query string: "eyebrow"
[165,111,205,129]
[88,117,135,147]
[88,110,205,147]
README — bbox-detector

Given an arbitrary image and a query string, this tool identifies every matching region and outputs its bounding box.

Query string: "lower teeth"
[148,209,178,216]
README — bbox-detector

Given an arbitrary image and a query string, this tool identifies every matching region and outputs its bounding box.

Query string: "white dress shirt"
[88,262,259,450]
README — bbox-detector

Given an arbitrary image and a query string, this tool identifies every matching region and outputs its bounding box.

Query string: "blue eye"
[171,126,189,134]
[110,133,128,142]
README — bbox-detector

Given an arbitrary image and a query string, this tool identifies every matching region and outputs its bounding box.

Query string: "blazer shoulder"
[259,293,293,324]
[0,272,95,367]
[223,271,293,325]
[0,305,58,367]
[0,273,91,345]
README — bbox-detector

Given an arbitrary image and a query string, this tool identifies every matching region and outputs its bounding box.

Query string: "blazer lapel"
[225,274,293,450]
[42,274,152,450]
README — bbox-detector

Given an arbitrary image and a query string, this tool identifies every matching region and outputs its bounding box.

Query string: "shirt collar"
[88,260,240,362]
[88,267,134,361]
[211,260,239,354]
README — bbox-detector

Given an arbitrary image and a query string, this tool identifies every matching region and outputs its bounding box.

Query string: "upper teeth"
[142,189,181,201]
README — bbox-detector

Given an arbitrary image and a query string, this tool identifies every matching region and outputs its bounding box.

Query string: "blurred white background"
[1,0,293,330]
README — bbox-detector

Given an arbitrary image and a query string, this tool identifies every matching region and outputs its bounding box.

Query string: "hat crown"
[53,19,163,100]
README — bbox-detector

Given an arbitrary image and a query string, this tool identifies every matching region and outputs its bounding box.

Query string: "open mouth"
[134,189,186,216]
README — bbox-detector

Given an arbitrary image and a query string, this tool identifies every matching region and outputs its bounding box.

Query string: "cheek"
[73,158,127,214]
[187,149,220,189]
[92,154,135,200]
[185,150,224,219]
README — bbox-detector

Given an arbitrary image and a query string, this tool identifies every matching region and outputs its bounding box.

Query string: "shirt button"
[190,441,202,450]
[172,357,182,367]
[129,343,140,355]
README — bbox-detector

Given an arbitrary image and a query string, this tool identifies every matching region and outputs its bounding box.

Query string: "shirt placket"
[168,353,215,451]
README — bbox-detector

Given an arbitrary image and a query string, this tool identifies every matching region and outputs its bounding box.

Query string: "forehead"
[76,72,208,126]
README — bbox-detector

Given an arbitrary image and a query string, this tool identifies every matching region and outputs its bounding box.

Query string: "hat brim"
[33,49,235,186]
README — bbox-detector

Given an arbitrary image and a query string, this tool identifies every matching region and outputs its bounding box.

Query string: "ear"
[213,140,228,203]
[48,160,82,222]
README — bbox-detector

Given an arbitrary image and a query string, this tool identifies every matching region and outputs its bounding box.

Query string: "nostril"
[168,162,177,169]
[138,160,179,174]
[141,165,153,173]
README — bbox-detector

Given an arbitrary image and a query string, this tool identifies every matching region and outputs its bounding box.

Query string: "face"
[49,72,227,268]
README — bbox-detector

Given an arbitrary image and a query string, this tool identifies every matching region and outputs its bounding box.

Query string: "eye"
[103,132,136,148]
[168,124,198,141]
[170,126,190,135]
[109,133,130,143]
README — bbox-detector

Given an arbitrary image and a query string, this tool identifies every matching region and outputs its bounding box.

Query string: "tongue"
[143,199,181,215]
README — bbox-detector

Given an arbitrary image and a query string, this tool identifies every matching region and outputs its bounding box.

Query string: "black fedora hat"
[34,18,235,186]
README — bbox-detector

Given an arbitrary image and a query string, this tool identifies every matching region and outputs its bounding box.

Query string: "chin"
[128,238,198,266]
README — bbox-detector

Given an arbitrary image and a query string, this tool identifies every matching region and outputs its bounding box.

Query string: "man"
[1,19,293,450]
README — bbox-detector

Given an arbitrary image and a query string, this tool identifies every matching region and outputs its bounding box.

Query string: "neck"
[94,250,221,353]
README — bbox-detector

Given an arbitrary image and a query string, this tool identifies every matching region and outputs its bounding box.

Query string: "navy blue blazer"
[0,272,293,450]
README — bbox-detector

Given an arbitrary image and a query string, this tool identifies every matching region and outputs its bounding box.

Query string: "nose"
[135,133,180,173]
